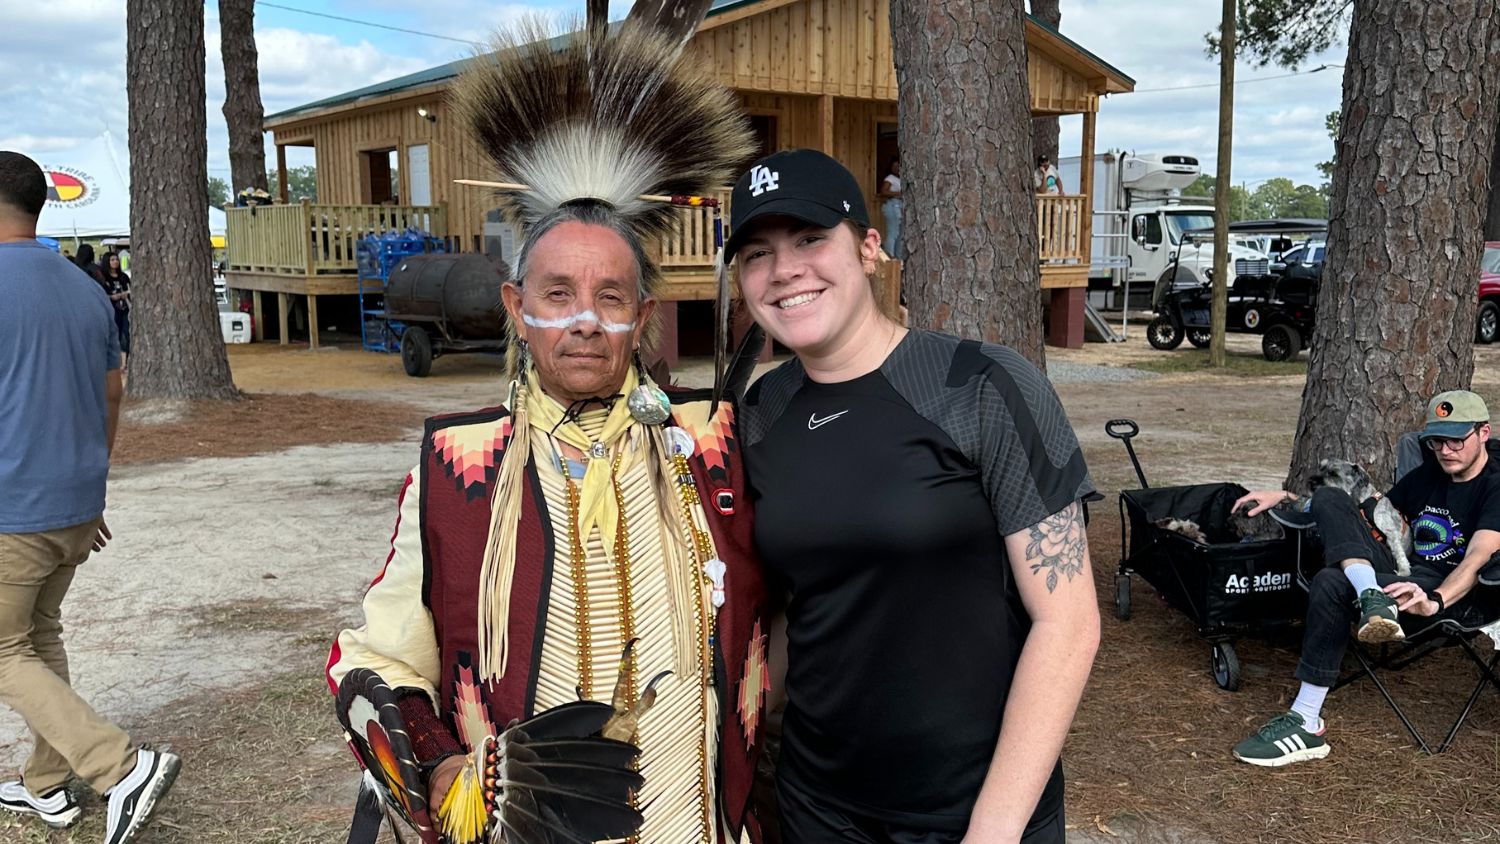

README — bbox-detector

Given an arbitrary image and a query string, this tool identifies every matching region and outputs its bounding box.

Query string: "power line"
[1131,64,1338,94]
[254,1,484,47]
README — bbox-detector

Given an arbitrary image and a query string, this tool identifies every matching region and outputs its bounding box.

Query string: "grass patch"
[1130,350,1308,377]
[186,599,331,637]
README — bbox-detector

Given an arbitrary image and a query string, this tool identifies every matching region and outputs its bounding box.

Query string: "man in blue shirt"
[0,151,179,842]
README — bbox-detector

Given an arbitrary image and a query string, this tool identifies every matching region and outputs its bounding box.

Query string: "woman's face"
[735,217,881,356]
[107,254,120,271]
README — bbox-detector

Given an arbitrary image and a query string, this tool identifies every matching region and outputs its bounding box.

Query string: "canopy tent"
[26,132,226,240]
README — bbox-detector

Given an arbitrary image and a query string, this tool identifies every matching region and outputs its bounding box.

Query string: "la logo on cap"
[748,164,780,197]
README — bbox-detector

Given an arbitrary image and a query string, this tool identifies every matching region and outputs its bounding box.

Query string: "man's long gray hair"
[506,200,659,377]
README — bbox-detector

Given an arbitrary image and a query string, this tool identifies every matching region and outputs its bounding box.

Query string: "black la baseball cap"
[725,149,871,260]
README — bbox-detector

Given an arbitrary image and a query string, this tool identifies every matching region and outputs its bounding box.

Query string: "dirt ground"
[6,335,1500,842]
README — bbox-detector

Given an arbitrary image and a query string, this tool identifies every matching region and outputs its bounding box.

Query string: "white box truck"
[1057,152,1265,305]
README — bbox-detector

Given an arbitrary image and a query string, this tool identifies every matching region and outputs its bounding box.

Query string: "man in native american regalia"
[326,2,771,841]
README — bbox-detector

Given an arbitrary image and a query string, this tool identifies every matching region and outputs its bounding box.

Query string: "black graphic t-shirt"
[741,330,1093,832]
[1388,452,1500,569]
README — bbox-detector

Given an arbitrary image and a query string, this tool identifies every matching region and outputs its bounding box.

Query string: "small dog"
[1228,506,1282,542]
[1309,459,1413,575]
[1155,517,1209,544]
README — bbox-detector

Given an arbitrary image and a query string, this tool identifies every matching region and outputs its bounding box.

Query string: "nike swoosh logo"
[807,410,849,430]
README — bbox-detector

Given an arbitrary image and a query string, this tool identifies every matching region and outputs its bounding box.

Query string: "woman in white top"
[877,157,903,259]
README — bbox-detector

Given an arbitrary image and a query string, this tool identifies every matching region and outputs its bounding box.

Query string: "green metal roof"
[266,3,1132,124]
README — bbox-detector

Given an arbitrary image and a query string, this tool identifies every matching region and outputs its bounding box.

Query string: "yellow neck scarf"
[523,366,640,550]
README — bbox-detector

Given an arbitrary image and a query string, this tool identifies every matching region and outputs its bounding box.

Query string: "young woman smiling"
[728,149,1100,844]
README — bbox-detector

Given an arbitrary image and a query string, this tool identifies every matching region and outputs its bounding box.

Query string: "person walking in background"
[74,243,105,287]
[877,157,903,260]
[0,151,180,842]
[99,252,131,369]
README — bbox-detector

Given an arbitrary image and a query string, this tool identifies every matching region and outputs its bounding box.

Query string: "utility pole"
[1210,0,1235,367]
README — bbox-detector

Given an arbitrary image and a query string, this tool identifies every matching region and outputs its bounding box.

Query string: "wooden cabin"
[228,0,1133,351]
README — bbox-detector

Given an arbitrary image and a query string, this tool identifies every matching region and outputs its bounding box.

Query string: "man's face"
[502,221,654,403]
[1429,422,1491,476]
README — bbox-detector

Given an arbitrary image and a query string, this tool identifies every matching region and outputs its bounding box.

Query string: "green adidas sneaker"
[1232,711,1330,767]
[1356,588,1405,644]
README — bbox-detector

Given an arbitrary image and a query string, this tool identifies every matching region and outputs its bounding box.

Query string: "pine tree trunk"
[1028,0,1060,169]
[127,0,239,401]
[892,0,1045,367]
[1287,0,1500,488]
[220,0,268,194]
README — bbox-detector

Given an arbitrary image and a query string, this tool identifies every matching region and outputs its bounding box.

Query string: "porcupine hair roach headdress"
[451,0,756,689]
[452,0,756,375]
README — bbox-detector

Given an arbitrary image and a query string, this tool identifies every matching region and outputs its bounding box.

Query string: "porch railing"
[225,200,448,275]
[656,188,734,268]
[1036,194,1088,264]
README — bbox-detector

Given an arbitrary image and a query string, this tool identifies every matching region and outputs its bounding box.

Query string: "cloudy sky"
[0,0,1348,188]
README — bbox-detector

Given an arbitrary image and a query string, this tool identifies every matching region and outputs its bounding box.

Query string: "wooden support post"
[251,290,265,342]
[819,94,835,155]
[278,292,290,345]
[308,294,320,350]
[1047,287,1085,349]
[276,145,289,203]
[653,301,680,370]
[1079,107,1097,272]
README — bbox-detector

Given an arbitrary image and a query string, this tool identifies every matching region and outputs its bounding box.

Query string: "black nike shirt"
[742,330,1094,832]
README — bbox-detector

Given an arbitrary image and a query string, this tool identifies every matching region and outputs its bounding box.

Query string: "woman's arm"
[962,501,1100,843]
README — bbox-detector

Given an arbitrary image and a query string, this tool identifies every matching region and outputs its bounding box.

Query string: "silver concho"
[627,383,672,426]
[589,441,608,459]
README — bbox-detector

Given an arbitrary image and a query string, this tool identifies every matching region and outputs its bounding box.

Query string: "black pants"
[115,309,131,355]
[1296,488,1500,686]
[775,777,1064,844]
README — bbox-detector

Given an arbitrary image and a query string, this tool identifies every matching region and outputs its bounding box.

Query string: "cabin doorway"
[359,147,401,205]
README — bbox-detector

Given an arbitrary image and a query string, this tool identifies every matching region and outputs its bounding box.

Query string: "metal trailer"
[383,253,509,377]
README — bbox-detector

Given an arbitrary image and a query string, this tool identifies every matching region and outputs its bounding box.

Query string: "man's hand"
[92,520,112,553]
[1384,581,1439,616]
[1232,489,1294,517]
[426,754,468,812]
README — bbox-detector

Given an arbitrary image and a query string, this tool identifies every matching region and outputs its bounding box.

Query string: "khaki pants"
[0,519,134,794]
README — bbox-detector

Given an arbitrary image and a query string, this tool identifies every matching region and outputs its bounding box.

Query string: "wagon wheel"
[1187,329,1212,349]
[1114,573,1132,621]
[402,326,434,378]
[1211,642,1242,691]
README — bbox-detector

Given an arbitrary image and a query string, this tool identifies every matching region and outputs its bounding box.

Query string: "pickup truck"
[1478,241,1500,344]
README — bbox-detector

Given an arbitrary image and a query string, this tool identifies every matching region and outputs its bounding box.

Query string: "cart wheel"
[402,326,433,377]
[1187,329,1212,348]
[1147,316,1184,350]
[1261,324,1301,362]
[1114,574,1132,621]
[1211,642,1242,691]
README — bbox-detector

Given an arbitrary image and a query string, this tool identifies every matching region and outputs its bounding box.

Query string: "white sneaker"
[0,779,81,828]
[103,748,181,844]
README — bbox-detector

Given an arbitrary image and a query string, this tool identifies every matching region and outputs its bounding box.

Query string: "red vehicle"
[1479,241,1500,344]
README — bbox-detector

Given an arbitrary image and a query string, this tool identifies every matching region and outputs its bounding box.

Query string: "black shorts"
[775,776,1064,844]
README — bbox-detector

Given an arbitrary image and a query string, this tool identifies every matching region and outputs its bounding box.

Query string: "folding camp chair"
[1289,434,1500,754]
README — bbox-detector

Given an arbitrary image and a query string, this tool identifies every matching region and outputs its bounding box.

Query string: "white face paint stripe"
[521,311,636,334]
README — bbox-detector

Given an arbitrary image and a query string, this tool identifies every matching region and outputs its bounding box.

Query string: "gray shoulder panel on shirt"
[742,358,807,448]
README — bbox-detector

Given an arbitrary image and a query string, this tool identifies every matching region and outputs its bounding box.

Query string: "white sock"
[1344,562,1379,595]
[1291,683,1328,733]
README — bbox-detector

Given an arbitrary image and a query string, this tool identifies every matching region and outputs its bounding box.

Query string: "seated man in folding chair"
[1229,389,1500,766]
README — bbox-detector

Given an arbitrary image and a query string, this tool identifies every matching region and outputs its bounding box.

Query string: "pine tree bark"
[220,0,268,194]
[1028,0,1060,169]
[127,0,239,400]
[892,0,1045,367]
[1287,0,1500,488]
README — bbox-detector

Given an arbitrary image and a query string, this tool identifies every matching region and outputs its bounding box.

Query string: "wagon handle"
[1105,418,1149,489]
